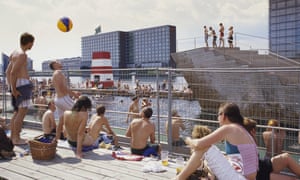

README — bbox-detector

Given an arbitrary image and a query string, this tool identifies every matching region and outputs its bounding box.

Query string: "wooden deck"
[0,129,177,180]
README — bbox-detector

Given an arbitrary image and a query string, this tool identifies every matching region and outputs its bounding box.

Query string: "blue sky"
[0,0,268,70]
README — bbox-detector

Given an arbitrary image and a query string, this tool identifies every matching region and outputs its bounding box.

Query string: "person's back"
[165,110,185,145]
[263,130,285,158]
[130,118,155,149]
[171,118,184,140]
[63,96,92,158]
[263,119,285,158]
[88,115,104,141]
[88,105,116,141]
[126,107,159,156]
[64,110,87,142]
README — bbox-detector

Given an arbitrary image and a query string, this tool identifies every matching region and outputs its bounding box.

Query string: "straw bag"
[29,135,57,160]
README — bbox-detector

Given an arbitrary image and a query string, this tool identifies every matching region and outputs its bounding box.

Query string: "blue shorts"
[131,144,159,157]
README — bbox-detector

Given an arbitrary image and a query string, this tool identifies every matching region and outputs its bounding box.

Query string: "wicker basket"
[29,135,57,160]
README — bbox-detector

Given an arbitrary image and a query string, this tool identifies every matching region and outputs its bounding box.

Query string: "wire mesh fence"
[1,67,299,157]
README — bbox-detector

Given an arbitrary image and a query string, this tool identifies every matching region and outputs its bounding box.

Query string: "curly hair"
[191,125,212,139]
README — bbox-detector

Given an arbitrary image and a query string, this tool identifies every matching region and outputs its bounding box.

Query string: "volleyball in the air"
[57,17,73,32]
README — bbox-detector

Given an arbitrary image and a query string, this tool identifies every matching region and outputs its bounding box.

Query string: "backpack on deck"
[0,126,15,159]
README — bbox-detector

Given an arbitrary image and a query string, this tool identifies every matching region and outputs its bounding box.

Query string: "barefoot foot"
[13,138,28,145]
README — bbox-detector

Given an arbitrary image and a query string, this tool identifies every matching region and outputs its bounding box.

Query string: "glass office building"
[81,25,176,69]
[42,57,81,71]
[269,0,300,59]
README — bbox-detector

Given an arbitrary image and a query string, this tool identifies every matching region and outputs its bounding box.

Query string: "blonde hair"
[192,125,212,139]
[267,119,279,127]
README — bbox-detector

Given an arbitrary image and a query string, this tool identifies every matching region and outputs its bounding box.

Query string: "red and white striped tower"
[91,51,114,88]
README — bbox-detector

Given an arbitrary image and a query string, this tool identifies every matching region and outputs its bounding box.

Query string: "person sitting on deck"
[263,119,285,158]
[165,109,186,146]
[187,125,246,179]
[125,107,160,156]
[34,90,48,120]
[42,100,56,139]
[176,102,258,180]
[87,104,121,150]
[244,117,300,180]
[63,96,92,158]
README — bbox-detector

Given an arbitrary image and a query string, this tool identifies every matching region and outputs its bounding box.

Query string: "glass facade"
[81,25,176,69]
[269,0,300,59]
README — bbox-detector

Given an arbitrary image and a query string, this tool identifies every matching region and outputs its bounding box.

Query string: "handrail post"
[271,128,275,157]
[167,69,173,152]
[156,68,160,144]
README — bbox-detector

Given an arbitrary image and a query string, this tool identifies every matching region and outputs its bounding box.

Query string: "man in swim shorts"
[6,32,34,145]
[49,60,80,141]
[126,107,160,156]
[63,96,91,158]
[84,104,121,150]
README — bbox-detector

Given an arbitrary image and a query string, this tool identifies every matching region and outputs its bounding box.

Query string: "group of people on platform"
[204,22,234,48]
[2,32,300,179]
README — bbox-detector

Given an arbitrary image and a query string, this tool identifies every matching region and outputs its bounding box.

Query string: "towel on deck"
[112,151,144,161]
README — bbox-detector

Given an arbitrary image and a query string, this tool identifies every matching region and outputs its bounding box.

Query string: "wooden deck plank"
[8,156,88,180]
[0,161,61,179]
[0,167,33,180]
[0,128,176,180]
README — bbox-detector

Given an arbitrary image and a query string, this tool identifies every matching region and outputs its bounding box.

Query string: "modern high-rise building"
[42,56,81,71]
[269,0,300,59]
[81,25,176,69]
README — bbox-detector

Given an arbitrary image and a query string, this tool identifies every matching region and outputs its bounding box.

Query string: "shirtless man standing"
[42,100,56,137]
[125,107,160,156]
[64,96,92,158]
[49,60,80,141]
[5,32,34,145]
